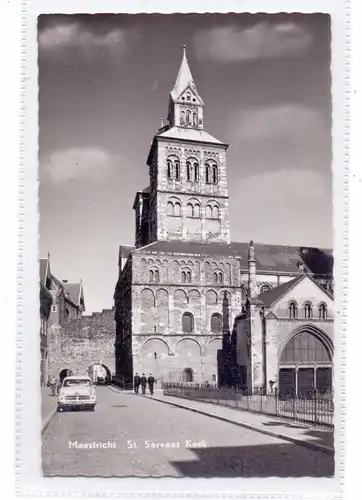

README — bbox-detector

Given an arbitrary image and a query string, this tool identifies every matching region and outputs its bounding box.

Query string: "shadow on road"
[170,442,334,478]
[262,420,334,449]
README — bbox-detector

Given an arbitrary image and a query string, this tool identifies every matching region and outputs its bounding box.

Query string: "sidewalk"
[41,386,58,433]
[146,393,334,455]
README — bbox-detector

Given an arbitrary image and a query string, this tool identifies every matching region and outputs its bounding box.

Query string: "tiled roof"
[39,258,48,284]
[257,276,302,307]
[63,283,81,306]
[134,240,239,258]
[158,126,224,145]
[119,241,333,275]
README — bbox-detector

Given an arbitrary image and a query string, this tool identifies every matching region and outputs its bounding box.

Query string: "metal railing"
[163,383,334,427]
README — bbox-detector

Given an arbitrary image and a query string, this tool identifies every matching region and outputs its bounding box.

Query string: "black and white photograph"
[38,13,335,478]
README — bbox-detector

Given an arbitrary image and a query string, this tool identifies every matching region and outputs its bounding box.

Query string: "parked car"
[58,376,96,411]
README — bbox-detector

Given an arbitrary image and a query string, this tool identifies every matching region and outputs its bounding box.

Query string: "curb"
[41,405,58,435]
[148,396,334,456]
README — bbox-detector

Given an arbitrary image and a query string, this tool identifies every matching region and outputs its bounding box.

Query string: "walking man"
[133,372,141,394]
[147,373,155,395]
[140,373,147,395]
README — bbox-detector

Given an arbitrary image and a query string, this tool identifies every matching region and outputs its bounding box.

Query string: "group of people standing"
[133,373,155,395]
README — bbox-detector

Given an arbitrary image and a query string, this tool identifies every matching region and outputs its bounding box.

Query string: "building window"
[167,201,174,216]
[186,92,191,101]
[51,305,57,312]
[175,160,180,180]
[213,271,223,284]
[167,160,172,179]
[187,271,192,283]
[182,312,194,333]
[212,166,218,184]
[193,112,197,126]
[288,301,298,319]
[154,352,157,360]
[181,271,186,283]
[194,163,199,181]
[205,165,210,184]
[211,313,222,333]
[174,202,181,216]
[154,270,160,283]
[187,201,201,218]
[304,302,312,319]
[149,270,154,282]
[187,203,193,217]
[186,110,191,124]
[212,374,216,382]
[319,303,328,319]
[260,284,271,294]
[180,111,185,125]
[186,161,191,181]
[183,368,193,382]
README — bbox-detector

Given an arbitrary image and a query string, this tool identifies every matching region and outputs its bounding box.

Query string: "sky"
[38,13,332,313]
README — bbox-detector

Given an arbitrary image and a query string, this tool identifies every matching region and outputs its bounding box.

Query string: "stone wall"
[48,308,116,379]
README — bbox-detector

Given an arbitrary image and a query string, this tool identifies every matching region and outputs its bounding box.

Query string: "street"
[42,386,334,477]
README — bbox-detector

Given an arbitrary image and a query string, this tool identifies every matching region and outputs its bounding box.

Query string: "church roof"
[134,240,239,258]
[170,46,203,104]
[119,241,333,275]
[257,276,302,307]
[157,126,225,146]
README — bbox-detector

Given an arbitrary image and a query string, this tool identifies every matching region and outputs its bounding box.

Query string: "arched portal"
[59,368,73,381]
[278,329,333,396]
[88,364,112,384]
[183,368,194,383]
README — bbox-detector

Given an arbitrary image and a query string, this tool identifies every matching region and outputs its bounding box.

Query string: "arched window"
[175,160,180,180]
[187,203,193,217]
[212,204,219,219]
[182,312,194,333]
[213,272,218,284]
[167,160,172,179]
[289,301,298,319]
[149,270,154,282]
[193,204,200,218]
[193,112,197,126]
[212,165,218,184]
[304,302,312,319]
[183,368,193,382]
[186,271,192,283]
[154,270,160,283]
[205,165,210,184]
[186,92,191,101]
[186,161,191,181]
[212,374,216,382]
[280,331,332,364]
[260,284,271,294]
[186,110,191,124]
[174,202,181,217]
[194,163,199,181]
[319,303,327,319]
[206,205,212,218]
[180,111,185,125]
[218,272,223,284]
[181,271,186,283]
[167,202,174,216]
[211,313,222,333]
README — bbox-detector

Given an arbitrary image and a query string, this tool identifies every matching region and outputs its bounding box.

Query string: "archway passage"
[59,368,73,381]
[183,368,194,383]
[88,364,112,384]
[279,330,332,396]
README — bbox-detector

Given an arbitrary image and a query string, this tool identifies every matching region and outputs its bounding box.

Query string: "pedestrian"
[147,373,155,395]
[133,372,141,394]
[140,373,147,395]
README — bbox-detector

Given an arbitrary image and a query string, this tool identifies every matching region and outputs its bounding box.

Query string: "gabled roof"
[39,258,49,285]
[258,276,302,307]
[63,282,83,308]
[157,126,225,146]
[170,46,203,104]
[258,273,333,308]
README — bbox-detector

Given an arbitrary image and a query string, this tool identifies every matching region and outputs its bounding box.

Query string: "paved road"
[42,386,334,477]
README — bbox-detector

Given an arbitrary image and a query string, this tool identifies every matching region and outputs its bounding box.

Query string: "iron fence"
[163,383,334,427]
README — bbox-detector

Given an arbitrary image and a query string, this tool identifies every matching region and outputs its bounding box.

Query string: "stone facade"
[48,308,116,379]
[114,49,334,389]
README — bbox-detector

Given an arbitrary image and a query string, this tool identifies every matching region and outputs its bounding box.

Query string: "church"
[114,48,334,393]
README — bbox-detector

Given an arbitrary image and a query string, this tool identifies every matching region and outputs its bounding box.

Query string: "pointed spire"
[170,45,198,100]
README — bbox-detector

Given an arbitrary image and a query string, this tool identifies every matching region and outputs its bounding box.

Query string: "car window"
[63,379,91,387]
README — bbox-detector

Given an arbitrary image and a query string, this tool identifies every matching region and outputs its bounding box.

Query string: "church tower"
[140,46,231,245]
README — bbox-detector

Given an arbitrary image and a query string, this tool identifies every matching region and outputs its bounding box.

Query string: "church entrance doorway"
[278,329,333,397]
[183,368,194,383]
